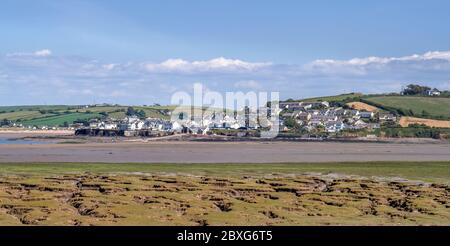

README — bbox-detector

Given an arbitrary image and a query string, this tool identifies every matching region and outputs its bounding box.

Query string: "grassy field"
[363,96,450,120]
[0,105,174,126]
[286,93,450,123]
[4,94,450,127]
[0,105,70,112]
[0,105,227,127]
[294,93,363,102]
[21,112,103,126]
[0,162,448,226]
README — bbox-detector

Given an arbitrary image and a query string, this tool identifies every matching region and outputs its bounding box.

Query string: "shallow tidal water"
[0,137,49,145]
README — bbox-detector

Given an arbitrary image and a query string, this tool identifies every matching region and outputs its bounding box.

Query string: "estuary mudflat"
[1,141,450,163]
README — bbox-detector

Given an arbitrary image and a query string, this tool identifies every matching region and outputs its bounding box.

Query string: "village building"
[378,113,397,122]
[325,121,346,133]
[279,101,301,109]
[359,111,374,119]
[301,101,330,108]
[297,112,312,121]
[426,88,441,96]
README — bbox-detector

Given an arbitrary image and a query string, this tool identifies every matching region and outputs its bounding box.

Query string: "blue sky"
[1,0,450,105]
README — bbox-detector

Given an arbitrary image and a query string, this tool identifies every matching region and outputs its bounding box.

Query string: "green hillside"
[21,112,103,127]
[282,92,450,120]
[3,93,450,127]
[0,105,173,127]
[0,104,232,127]
[291,93,363,103]
[362,96,450,120]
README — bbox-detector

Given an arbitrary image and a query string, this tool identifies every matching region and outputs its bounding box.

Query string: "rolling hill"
[2,93,450,127]
[0,105,173,127]
[288,93,450,126]
[295,93,450,120]
[289,93,363,102]
[362,96,450,120]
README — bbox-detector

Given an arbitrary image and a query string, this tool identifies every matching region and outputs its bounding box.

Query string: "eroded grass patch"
[0,172,448,225]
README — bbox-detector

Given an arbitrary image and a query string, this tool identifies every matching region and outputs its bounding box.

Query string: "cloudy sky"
[1,0,450,105]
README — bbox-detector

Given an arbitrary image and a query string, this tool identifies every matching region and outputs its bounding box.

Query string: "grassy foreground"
[0,162,449,226]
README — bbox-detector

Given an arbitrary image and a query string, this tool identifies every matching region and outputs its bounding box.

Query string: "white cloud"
[234,80,262,89]
[34,49,52,57]
[102,63,117,70]
[109,90,128,97]
[7,49,52,57]
[159,83,179,93]
[310,51,450,67]
[62,88,94,96]
[1,50,450,105]
[304,51,450,76]
[145,57,271,73]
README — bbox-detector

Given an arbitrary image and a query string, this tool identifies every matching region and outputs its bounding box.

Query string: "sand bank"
[0,141,449,163]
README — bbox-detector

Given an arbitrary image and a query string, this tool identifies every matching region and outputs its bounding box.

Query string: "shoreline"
[1,130,448,145]
[1,140,450,163]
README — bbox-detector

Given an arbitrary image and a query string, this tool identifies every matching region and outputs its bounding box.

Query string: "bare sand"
[1,141,449,163]
[399,116,450,128]
[346,101,379,112]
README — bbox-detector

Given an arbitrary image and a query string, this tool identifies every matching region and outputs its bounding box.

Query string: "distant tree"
[330,101,344,107]
[126,107,136,116]
[0,118,10,126]
[136,110,146,119]
[396,108,407,116]
[402,84,431,95]
[311,104,327,110]
[178,112,187,120]
[283,118,301,130]
[62,121,69,128]
[73,119,89,126]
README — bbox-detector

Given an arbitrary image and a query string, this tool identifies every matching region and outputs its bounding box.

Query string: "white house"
[325,121,346,132]
[378,113,397,122]
[359,111,374,119]
[427,88,441,96]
